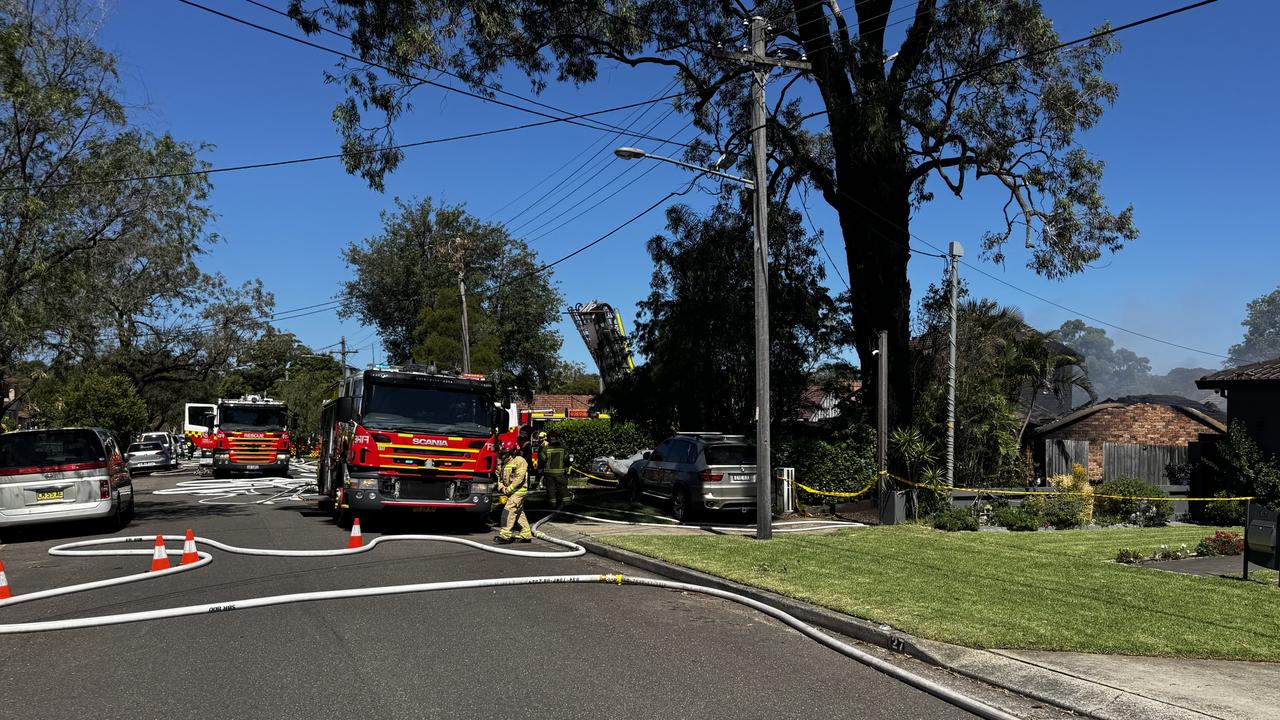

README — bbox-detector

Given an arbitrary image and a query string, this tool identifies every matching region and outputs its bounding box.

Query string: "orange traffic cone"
[180,529,199,565]
[347,517,363,549]
[0,559,11,600]
[150,535,171,572]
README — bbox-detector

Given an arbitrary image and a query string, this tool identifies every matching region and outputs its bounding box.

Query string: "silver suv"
[629,433,758,521]
[0,428,135,535]
[138,432,179,469]
[126,441,174,474]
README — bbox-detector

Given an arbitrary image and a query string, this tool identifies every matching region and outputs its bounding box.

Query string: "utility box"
[1246,503,1280,570]
[879,489,907,525]
[774,467,795,515]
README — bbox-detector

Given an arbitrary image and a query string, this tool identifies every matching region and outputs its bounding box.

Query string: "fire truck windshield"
[363,381,491,436]
[220,406,288,431]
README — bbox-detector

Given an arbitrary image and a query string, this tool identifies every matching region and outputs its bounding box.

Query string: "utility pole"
[946,242,964,489]
[876,330,899,524]
[337,336,356,378]
[449,236,472,374]
[749,15,773,541]
[457,269,471,374]
[699,18,812,540]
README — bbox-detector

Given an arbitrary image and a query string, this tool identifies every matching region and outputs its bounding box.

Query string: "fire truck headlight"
[356,478,378,489]
[469,483,492,495]
[276,452,290,462]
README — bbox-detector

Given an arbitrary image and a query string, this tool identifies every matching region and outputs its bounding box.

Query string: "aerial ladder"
[566,300,635,390]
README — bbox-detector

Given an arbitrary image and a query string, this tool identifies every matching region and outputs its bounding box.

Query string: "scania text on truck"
[209,396,291,478]
[317,365,508,526]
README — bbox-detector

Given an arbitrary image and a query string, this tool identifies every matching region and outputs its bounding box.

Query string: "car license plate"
[246,464,260,470]
[36,490,64,502]
[730,474,753,482]
[412,506,436,513]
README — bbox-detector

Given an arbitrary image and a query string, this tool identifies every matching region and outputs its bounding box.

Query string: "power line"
[241,0,706,144]
[799,190,849,291]
[959,261,1228,359]
[485,79,680,223]
[131,299,342,340]
[512,115,692,240]
[501,179,698,288]
[499,85,683,232]
[177,0,700,149]
[907,0,1218,94]
[0,95,683,192]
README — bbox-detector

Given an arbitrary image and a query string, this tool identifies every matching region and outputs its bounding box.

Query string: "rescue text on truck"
[317,366,503,527]
[209,396,292,478]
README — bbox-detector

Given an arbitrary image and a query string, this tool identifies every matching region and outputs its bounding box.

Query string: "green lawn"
[601,525,1280,661]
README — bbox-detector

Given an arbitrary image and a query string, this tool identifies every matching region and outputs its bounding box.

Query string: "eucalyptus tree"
[288,0,1137,428]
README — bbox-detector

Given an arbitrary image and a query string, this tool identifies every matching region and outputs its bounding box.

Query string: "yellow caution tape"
[892,476,1254,502]
[793,479,878,499]
[570,466,619,484]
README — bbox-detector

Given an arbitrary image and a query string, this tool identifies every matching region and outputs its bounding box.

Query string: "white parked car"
[0,428,135,535]
[607,451,649,479]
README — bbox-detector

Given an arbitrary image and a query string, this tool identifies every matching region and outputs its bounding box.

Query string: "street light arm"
[619,149,755,190]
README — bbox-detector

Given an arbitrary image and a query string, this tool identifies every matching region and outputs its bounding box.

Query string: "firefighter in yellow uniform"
[494,439,533,544]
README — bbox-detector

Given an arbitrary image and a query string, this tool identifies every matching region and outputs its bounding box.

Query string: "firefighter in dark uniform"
[541,430,568,509]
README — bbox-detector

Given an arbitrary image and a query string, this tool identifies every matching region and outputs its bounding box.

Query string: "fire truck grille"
[229,437,276,463]
[397,479,450,501]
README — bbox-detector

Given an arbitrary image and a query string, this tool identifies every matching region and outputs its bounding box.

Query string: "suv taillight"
[100,479,111,499]
[699,470,722,483]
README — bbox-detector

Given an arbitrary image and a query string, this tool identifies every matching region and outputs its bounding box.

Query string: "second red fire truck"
[208,395,292,478]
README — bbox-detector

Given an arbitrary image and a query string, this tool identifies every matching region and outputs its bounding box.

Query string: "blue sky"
[99,0,1276,375]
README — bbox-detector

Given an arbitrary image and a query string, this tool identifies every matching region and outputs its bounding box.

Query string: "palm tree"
[1008,333,1097,446]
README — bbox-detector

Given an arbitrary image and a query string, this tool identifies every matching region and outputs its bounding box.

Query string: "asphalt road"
[0,468,1063,719]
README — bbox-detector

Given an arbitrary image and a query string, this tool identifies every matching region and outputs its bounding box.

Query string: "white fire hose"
[0,506,1018,720]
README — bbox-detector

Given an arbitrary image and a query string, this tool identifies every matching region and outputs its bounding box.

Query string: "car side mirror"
[642,451,651,460]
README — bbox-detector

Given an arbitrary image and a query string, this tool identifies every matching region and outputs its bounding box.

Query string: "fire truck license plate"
[246,465,260,470]
[412,507,436,513]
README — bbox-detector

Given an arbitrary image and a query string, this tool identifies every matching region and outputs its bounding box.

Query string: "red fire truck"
[209,395,292,478]
[316,365,512,526]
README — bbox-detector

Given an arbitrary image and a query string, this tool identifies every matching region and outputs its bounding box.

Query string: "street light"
[613,147,755,189]
[614,145,773,540]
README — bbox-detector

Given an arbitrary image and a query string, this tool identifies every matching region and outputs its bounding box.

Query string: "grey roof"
[1034,394,1227,436]
[1197,357,1280,386]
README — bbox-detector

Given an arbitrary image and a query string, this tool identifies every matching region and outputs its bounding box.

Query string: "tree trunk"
[834,168,915,436]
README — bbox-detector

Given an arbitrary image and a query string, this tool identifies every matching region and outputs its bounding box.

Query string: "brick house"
[516,394,597,420]
[1197,356,1280,457]
[1032,395,1226,483]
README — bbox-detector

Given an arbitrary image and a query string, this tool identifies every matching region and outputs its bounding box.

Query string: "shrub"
[1195,530,1244,557]
[553,419,649,468]
[1114,548,1144,564]
[931,506,979,532]
[1042,494,1086,529]
[1212,421,1280,510]
[776,432,877,503]
[1202,492,1246,527]
[1047,464,1093,524]
[992,506,1039,531]
[1153,543,1191,561]
[1096,477,1173,526]
[1023,492,1085,529]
